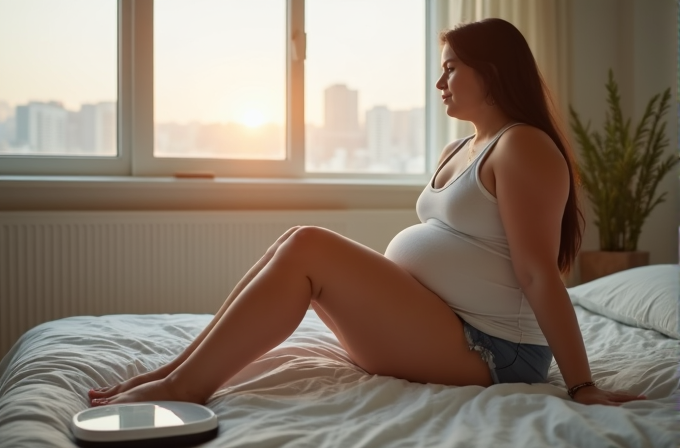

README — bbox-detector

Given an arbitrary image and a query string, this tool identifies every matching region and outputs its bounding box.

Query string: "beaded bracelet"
[568,381,596,399]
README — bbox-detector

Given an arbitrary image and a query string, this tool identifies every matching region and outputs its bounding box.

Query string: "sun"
[240,109,266,128]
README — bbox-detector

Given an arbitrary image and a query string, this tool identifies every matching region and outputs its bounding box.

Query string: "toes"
[89,386,116,398]
[90,398,110,407]
[88,388,108,398]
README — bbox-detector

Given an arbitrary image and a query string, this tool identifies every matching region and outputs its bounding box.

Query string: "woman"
[89,18,646,407]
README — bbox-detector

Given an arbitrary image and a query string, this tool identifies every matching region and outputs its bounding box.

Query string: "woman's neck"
[471,112,515,143]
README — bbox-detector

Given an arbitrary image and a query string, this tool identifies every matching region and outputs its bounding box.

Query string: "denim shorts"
[462,320,553,384]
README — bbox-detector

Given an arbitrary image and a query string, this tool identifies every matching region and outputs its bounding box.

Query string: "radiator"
[0,210,418,358]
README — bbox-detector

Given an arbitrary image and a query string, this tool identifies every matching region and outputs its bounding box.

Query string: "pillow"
[568,264,679,339]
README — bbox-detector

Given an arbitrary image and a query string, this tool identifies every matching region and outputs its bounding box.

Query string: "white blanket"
[0,307,678,447]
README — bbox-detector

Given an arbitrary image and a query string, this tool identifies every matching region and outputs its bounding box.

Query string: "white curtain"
[445,0,570,140]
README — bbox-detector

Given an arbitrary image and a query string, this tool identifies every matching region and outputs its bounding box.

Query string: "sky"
[0,0,425,127]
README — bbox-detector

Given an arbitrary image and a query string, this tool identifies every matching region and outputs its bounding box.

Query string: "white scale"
[72,402,218,447]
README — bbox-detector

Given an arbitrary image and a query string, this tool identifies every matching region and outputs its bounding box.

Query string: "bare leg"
[95,226,492,406]
[89,226,301,402]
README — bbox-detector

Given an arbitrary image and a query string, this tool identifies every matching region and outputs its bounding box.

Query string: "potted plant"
[569,69,679,283]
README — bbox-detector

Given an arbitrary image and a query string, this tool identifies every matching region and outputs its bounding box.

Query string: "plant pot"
[579,251,650,284]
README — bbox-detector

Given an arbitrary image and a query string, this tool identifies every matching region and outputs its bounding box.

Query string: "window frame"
[0,0,448,182]
[132,0,302,178]
[0,0,130,176]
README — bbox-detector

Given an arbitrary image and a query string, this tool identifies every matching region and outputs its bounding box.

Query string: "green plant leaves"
[569,69,678,251]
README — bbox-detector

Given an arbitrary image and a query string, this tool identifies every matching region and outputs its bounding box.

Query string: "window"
[154,0,286,161]
[305,0,425,174]
[0,0,126,175]
[0,0,447,179]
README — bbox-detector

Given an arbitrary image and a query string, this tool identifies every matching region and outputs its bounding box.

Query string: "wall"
[0,210,420,358]
[569,0,679,283]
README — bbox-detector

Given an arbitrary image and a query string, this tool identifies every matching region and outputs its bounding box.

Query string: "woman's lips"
[442,94,452,103]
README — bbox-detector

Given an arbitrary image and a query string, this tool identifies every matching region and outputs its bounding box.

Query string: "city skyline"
[0,100,116,155]
[0,83,423,133]
[0,82,425,173]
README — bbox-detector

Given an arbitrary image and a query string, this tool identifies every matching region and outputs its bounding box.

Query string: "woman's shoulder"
[494,124,567,177]
[501,123,553,145]
[497,124,563,162]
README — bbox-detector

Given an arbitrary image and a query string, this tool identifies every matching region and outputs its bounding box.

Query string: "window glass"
[154,0,286,160]
[0,0,117,156]
[305,0,426,173]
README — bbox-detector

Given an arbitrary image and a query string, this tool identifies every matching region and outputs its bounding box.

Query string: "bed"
[1,265,678,447]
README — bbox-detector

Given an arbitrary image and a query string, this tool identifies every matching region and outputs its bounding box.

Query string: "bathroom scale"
[71,401,218,448]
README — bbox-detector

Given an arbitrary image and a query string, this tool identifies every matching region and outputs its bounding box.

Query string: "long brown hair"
[440,18,584,274]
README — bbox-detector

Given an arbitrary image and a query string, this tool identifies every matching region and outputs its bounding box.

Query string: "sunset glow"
[240,109,266,128]
[0,0,426,173]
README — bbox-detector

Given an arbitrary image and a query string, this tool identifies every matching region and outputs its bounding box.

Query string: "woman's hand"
[572,385,647,406]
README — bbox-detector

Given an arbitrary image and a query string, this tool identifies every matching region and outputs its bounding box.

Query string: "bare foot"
[88,370,164,400]
[90,378,203,407]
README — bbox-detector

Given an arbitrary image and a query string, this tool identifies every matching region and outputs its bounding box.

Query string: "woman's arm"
[491,126,645,405]
[515,268,646,404]
[519,271,592,392]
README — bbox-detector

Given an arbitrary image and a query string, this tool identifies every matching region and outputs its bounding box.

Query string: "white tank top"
[384,123,547,345]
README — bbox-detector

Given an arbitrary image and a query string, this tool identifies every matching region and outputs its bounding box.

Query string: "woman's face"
[436,43,488,119]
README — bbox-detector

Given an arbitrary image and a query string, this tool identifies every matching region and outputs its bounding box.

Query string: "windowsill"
[0,175,425,211]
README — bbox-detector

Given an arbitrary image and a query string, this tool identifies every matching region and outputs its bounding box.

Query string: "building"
[319,84,363,167]
[324,84,359,134]
[365,106,425,173]
[0,101,13,152]
[15,101,68,153]
[366,105,392,169]
[12,101,116,154]
[79,102,116,154]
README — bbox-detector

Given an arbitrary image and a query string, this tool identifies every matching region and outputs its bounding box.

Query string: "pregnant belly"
[384,221,522,315]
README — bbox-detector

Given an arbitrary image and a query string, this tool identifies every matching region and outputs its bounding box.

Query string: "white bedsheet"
[0,307,678,447]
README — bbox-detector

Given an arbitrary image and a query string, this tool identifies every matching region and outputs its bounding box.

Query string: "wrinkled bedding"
[0,307,678,447]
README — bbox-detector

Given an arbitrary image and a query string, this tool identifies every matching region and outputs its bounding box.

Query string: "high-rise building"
[0,101,13,151]
[66,110,81,151]
[308,84,425,173]
[324,84,359,134]
[366,106,425,173]
[317,84,363,169]
[15,101,68,153]
[95,102,116,154]
[408,107,425,157]
[79,104,97,152]
[80,102,116,154]
[391,110,411,157]
[0,101,11,122]
[11,101,115,154]
[366,105,392,168]
[406,107,426,173]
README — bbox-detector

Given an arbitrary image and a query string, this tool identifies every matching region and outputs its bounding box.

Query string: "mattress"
[0,306,678,447]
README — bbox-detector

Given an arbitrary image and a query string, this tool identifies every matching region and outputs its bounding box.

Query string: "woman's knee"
[278,226,331,260]
[265,226,303,256]
[281,226,304,243]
